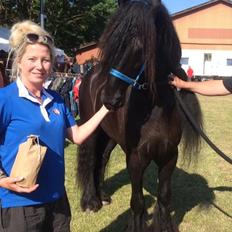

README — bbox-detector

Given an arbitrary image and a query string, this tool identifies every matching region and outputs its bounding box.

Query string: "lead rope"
[174,89,232,165]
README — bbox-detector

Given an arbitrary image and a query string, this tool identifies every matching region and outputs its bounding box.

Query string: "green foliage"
[80,0,117,42]
[0,0,40,25]
[0,0,117,55]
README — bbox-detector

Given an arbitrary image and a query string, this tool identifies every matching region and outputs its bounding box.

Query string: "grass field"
[65,95,232,232]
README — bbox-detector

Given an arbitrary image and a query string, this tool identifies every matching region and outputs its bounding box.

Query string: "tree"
[45,0,117,55]
[0,0,39,25]
[0,0,117,55]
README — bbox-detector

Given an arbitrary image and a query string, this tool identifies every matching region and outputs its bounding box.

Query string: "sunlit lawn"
[65,95,232,232]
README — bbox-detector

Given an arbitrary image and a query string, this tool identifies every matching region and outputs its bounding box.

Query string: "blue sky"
[162,0,210,14]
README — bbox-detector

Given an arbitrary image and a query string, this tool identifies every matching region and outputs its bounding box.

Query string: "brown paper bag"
[10,135,47,188]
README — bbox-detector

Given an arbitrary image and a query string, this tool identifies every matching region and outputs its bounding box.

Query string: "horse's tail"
[177,90,203,163]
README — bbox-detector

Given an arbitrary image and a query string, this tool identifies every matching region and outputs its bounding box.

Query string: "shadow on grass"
[99,195,154,232]
[65,139,71,148]
[101,162,232,231]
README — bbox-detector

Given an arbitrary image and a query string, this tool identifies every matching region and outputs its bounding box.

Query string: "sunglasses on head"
[25,33,54,45]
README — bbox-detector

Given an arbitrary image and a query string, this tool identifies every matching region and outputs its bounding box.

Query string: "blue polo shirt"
[0,79,76,208]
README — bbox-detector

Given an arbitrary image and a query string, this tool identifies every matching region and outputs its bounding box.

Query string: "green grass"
[65,95,232,232]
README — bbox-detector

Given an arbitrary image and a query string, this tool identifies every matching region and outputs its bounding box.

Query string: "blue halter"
[110,64,148,90]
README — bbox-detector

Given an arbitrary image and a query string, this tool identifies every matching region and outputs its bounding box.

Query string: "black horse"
[77,1,202,231]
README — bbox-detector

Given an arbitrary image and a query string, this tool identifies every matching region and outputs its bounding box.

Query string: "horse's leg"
[126,152,150,232]
[98,139,117,205]
[151,150,179,232]
[77,129,112,212]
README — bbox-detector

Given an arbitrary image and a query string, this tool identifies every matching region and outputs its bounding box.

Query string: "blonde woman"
[0,20,109,232]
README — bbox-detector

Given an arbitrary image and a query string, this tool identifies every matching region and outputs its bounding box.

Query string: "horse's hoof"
[84,208,95,213]
[102,199,112,205]
[80,197,103,212]
[101,195,112,205]
[82,206,101,213]
[101,191,112,205]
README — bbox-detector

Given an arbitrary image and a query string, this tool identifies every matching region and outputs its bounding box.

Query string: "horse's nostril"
[115,91,123,100]
[115,95,122,102]
[101,90,124,109]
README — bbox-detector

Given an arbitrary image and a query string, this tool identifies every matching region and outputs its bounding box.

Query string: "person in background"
[73,73,83,115]
[0,50,8,84]
[71,57,80,74]
[0,20,109,232]
[169,75,232,95]
[55,54,65,72]
[0,64,4,87]
[187,65,194,81]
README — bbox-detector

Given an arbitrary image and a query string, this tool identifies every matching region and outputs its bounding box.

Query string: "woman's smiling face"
[18,43,52,88]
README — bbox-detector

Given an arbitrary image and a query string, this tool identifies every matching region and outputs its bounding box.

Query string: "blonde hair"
[8,20,55,77]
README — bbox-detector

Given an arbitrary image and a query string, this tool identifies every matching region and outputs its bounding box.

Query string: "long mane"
[97,0,182,98]
[98,2,157,95]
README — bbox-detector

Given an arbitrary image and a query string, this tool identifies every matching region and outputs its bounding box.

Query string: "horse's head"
[101,61,147,110]
[98,0,183,110]
[98,0,160,110]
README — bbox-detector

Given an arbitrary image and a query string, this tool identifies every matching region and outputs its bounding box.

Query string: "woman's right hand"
[0,176,39,193]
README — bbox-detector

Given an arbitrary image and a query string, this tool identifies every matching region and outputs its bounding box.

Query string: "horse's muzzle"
[101,90,124,110]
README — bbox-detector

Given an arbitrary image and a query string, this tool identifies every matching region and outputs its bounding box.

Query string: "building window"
[204,53,212,61]
[180,57,189,65]
[226,59,232,66]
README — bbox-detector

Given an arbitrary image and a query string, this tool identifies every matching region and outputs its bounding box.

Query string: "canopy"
[55,47,65,56]
[0,27,10,52]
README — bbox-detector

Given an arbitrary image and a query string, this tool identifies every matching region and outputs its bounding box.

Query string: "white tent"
[0,27,10,52]
[55,47,65,56]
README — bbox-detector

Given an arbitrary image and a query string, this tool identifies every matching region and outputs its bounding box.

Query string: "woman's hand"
[67,104,110,145]
[0,176,39,193]
[169,75,187,89]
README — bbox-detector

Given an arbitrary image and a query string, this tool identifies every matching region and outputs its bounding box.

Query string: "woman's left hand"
[0,176,39,193]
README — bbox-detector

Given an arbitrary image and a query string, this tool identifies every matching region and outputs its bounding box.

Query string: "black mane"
[98,0,184,98]
[98,1,157,95]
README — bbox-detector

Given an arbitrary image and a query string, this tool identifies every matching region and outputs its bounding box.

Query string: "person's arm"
[66,105,109,145]
[0,170,39,193]
[170,76,231,96]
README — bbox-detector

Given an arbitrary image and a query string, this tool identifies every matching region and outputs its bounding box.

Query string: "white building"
[172,0,232,78]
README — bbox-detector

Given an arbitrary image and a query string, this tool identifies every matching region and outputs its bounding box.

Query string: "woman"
[0,20,109,232]
[170,75,232,95]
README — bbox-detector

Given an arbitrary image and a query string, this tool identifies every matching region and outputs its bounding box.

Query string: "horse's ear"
[118,0,130,6]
